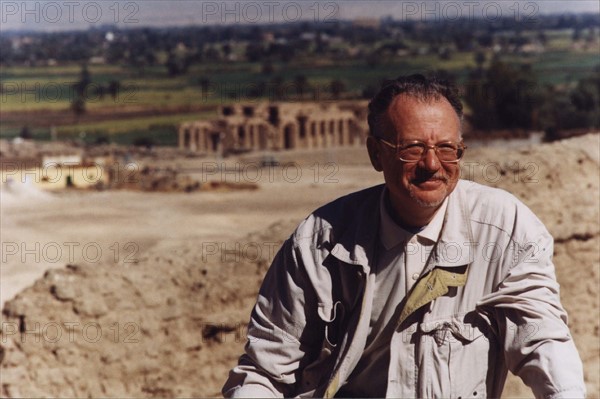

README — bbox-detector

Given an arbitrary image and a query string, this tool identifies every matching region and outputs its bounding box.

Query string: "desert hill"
[1,134,598,397]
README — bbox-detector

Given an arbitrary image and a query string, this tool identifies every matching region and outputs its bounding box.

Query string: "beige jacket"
[222,180,585,398]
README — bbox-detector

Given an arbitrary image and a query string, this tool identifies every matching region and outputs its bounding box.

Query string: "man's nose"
[418,147,441,172]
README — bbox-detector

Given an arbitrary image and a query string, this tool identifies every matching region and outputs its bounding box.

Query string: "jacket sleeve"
[222,235,324,397]
[476,204,586,399]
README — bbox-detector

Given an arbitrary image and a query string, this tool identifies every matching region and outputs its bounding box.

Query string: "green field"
[1,28,598,145]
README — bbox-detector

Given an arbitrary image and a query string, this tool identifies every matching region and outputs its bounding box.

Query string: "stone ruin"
[178,101,369,155]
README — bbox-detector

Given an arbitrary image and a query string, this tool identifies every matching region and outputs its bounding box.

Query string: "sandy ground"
[0,154,379,306]
[1,135,598,397]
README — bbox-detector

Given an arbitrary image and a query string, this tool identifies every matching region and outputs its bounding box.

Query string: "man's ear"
[366,136,383,172]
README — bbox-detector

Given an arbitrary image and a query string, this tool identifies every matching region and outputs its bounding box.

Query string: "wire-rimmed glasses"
[376,138,467,163]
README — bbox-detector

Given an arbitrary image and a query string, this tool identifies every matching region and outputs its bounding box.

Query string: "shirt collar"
[331,181,475,271]
[378,187,448,250]
[419,197,448,243]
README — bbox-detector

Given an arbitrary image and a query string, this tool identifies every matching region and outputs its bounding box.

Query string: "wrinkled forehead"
[379,94,462,142]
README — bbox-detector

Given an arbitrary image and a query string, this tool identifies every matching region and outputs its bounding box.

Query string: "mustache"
[411,172,449,184]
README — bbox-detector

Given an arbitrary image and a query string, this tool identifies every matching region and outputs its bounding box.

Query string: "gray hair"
[367,74,463,137]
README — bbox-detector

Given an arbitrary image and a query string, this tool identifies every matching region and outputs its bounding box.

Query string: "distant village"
[4,13,598,68]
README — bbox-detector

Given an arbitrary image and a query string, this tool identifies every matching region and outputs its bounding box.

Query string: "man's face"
[367,94,462,218]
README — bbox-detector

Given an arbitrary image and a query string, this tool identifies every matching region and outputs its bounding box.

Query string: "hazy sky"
[1,0,599,32]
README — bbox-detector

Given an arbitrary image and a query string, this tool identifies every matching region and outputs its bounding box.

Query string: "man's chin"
[409,186,447,208]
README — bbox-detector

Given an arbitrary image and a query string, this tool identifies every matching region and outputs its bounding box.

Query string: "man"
[222,75,586,398]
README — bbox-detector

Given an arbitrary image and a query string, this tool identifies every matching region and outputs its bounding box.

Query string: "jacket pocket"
[420,318,489,399]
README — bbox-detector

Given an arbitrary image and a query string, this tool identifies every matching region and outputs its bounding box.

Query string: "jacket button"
[412,273,419,281]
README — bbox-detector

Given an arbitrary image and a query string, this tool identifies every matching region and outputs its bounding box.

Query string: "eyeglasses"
[376,138,467,163]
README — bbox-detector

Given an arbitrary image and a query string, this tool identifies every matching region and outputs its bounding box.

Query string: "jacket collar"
[330,185,382,271]
[330,181,474,271]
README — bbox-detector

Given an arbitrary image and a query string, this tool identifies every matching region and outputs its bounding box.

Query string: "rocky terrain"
[1,134,598,397]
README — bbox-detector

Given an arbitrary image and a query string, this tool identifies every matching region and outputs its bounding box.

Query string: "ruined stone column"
[189,127,197,152]
[283,123,296,150]
[320,120,327,148]
[249,125,257,150]
[202,128,209,152]
[194,127,202,152]
[178,125,186,150]
[341,119,349,146]
[329,120,336,147]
